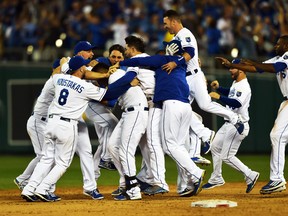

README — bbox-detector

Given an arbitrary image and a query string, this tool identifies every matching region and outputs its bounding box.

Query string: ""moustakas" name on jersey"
[57,78,84,93]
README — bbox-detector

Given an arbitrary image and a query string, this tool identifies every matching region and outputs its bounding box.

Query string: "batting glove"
[165,43,179,55]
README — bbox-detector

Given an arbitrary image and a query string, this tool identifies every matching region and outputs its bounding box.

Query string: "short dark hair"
[163,10,181,22]
[280,35,288,44]
[125,35,145,53]
[109,44,125,56]
[155,50,165,55]
[92,62,109,73]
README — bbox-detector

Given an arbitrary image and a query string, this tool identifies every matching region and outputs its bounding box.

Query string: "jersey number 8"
[58,88,69,106]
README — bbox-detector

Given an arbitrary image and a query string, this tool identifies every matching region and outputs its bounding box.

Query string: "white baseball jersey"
[49,73,106,120]
[173,27,200,73]
[225,78,251,122]
[263,51,288,97]
[33,77,55,116]
[110,69,148,109]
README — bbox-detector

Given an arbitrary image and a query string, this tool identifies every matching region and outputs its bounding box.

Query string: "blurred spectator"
[217,5,235,55]
[205,15,221,55]
[110,15,128,47]
[0,0,286,62]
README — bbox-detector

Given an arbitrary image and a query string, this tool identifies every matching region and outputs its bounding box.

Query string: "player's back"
[227,79,251,122]
[49,73,106,120]
[153,65,189,104]
[109,69,148,109]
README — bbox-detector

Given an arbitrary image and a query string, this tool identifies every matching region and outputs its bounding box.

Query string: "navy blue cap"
[52,59,61,69]
[232,58,241,64]
[74,41,97,55]
[163,40,185,55]
[68,56,90,73]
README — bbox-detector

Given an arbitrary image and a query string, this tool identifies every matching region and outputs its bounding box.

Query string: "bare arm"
[162,51,192,74]
[84,70,110,80]
[215,57,277,73]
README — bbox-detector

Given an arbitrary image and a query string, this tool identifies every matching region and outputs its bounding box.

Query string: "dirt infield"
[1,183,287,216]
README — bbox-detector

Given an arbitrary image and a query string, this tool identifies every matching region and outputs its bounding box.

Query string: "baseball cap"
[73,41,97,55]
[68,56,91,74]
[52,58,61,69]
[163,40,185,55]
[232,58,241,64]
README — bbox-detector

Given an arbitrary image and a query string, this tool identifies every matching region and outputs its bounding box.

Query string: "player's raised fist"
[210,80,219,89]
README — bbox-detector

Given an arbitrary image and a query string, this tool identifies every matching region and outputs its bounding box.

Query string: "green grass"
[0,154,284,190]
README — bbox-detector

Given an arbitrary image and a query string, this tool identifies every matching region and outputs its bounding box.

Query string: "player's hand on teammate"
[130,77,140,86]
[165,43,179,55]
[60,57,69,65]
[162,61,177,74]
[215,57,231,67]
[108,67,117,76]
[209,91,220,100]
[88,59,98,67]
[210,80,219,90]
[109,62,120,71]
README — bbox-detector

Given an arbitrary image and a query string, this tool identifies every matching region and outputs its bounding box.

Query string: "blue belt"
[32,112,46,121]
[126,107,149,112]
[186,69,198,76]
[49,114,71,122]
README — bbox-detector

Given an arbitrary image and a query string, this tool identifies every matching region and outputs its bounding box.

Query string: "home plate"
[191,200,237,208]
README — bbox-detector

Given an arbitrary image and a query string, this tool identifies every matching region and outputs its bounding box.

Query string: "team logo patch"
[185,37,191,42]
[284,55,288,60]
[236,91,242,97]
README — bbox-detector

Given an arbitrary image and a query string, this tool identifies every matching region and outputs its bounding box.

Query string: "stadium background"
[0,0,287,154]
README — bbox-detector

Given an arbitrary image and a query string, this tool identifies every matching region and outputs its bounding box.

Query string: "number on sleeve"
[58,89,69,106]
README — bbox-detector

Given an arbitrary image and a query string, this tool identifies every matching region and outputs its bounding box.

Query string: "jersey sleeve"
[85,83,107,102]
[229,82,250,107]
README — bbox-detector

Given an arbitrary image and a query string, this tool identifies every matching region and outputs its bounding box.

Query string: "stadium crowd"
[0,0,287,61]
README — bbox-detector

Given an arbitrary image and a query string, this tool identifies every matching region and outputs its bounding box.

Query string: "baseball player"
[216,35,288,194]
[60,41,107,200]
[162,10,244,135]
[107,67,148,201]
[15,56,104,201]
[85,44,125,177]
[14,59,61,196]
[114,35,170,196]
[117,52,206,197]
[21,56,135,202]
[202,59,259,193]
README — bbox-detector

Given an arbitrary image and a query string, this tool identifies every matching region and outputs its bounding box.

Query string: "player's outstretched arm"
[215,57,281,74]
[84,70,110,80]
